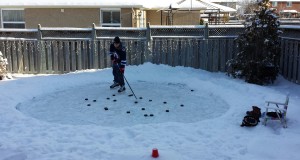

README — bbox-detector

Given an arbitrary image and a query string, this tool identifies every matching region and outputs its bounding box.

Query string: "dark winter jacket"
[109,43,126,69]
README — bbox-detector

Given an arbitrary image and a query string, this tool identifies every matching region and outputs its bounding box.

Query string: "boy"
[109,36,127,92]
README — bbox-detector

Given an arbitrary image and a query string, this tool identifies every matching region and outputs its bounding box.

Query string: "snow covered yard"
[0,63,300,160]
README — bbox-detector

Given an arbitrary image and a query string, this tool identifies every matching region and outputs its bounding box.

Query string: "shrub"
[0,51,8,80]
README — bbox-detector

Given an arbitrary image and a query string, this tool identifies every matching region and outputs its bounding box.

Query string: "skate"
[110,81,119,89]
[118,85,126,92]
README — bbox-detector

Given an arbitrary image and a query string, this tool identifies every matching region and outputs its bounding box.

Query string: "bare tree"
[237,0,259,16]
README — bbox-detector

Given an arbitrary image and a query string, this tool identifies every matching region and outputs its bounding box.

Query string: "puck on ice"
[150,114,154,117]
[93,100,97,102]
[166,110,169,112]
[149,99,152,102]
[113,99,117,102]
[87,104,91,106]
[163,101,167,104]
[85,98,88,101]
[141,108,145,110]
[104,107,108,110]
[134,101,138,104]
[127,111,130,114]
[144,114,148,117]
[180,104,184,107]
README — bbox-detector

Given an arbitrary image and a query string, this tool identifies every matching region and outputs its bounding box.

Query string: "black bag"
[266,112,282,118]
[241,115,259,127]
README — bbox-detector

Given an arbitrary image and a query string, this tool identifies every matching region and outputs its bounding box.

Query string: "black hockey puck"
[163,101,167,104]
[149,99,152,102]
[150,114,154,117]
[127,111,130,114]
[85,98,88,101]
[104,107,108,110]
[166,109,169,112]
[141,108,145,110]
[87,104,91,106]
[106,97,110,100]
[113,99,117,102]
[139,97,143,99]
[112,94,116,96]
[144,114,148,117]
[191,89,194,92]
[180,104,184,107]
[134,101,138,104]
[93,100,97,102]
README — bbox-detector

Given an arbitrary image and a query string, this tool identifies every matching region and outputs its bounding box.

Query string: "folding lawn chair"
[263,95,289,128]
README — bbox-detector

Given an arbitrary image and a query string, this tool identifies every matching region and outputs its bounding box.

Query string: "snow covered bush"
[0,51,8,80]
[226,0,282,85]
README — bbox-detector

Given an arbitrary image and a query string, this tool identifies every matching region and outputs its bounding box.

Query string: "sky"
[0,63,300,160]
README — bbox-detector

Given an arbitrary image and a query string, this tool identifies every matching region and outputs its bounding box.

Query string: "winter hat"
[114,36,120,43]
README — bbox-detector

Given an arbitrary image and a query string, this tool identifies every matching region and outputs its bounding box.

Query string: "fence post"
[204,23,209,39]
[37,24,44,73]
[203,23,209,71]
[146,22,152,62]
[91,23,97,69]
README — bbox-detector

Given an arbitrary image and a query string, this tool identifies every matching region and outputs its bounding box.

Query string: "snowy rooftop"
[270,0,300,2]
[0,0,236,12]
[0,0,171,8]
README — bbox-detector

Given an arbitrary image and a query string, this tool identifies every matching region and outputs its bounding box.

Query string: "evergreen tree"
[226,0,282,85]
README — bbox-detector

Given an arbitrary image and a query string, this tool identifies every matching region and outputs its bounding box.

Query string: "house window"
[286,2,292,7]
[101,9,121,27]
[272,2,278,7]
[1,9,25,28]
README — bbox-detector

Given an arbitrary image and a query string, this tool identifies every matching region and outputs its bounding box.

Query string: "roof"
[0,0,236,12]
[210,0,238,2]
[0,0,145,8]
[269,0,300,2]
[163,0,236,12]
[280,10,298,13]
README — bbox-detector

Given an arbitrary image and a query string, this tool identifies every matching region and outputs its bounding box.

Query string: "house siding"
[25,8,100,28]
[121,8,133,27]
[146,10,164,25]
[0,9,2,27]
[147,10,200,25]
[272,2,300,12]
[25,8,134,28]
[173,11,200,25]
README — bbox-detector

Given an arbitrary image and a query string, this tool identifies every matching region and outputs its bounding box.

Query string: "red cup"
[152,148,159,158]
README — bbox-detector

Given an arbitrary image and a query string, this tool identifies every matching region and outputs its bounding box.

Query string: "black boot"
[118,85,126,92]
[110,81,119,89]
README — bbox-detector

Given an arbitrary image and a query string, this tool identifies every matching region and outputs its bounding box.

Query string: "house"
[0,0,236,29]
[210,0,238,9]
[270,0,300,18]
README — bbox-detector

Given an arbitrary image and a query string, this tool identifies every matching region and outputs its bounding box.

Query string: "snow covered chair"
[263,95,289,128]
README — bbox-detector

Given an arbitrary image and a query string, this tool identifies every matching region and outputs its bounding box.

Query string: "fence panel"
[293,41,299,83]
[0,26,299,84]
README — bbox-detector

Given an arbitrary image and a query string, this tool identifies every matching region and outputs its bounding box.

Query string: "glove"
[119,68,125,74]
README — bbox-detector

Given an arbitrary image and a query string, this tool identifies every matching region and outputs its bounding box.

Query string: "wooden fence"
[0,24,299,84]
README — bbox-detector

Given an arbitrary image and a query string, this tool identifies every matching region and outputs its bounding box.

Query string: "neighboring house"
[0,0,236,29]
[210,0,238,9]
[270,0,300,17]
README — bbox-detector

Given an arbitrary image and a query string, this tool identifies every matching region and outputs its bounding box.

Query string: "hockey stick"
[116,64,138,100]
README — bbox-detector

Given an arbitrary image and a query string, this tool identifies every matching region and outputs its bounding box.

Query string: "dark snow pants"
[112,63,125,86]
